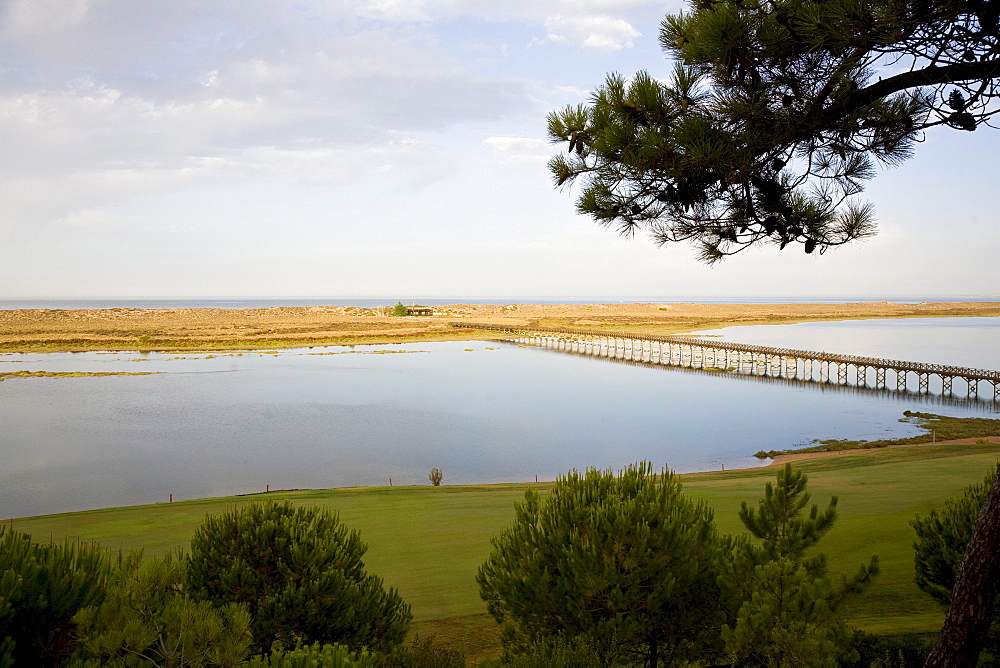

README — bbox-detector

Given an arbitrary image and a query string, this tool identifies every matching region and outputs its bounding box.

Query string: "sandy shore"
[1,301,998,352]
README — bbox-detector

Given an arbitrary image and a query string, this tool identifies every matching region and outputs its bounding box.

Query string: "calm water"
[695,317,1000,370]
[2,318,998,519]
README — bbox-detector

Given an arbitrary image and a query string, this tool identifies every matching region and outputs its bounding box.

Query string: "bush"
[246,642,377,667]
[484,634,601,668]
[71,549,253,666]
[428,468,443,486]
[375,635,465,667]
[187,500,411,654]
[842,631,933,667]
[0,526,110,665]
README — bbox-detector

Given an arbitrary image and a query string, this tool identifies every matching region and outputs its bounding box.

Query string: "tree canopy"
[721,464,879,665]
[476,462,726,667]
[186,500,411,655]
[913,465,1000,664]
[548,0,1000,261]
[0,526,110,665]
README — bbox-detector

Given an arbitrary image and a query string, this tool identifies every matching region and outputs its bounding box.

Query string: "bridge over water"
[453,323,1000,402]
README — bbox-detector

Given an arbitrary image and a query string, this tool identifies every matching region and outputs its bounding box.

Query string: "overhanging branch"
[830,57,1000,119]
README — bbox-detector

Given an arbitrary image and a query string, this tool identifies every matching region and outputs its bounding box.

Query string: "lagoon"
[2,317,998,519]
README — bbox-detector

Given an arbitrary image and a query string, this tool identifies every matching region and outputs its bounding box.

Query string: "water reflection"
[3,323,999,519]
[532,341,999,410]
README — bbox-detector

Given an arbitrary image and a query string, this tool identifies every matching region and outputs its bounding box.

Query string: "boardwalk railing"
[453,323,1000,401]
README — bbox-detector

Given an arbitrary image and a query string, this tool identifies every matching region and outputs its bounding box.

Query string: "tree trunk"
[926,470,1000,666]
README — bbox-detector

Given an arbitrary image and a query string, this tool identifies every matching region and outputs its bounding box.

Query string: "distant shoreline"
[3,296,999,311]
[1,301,998,353]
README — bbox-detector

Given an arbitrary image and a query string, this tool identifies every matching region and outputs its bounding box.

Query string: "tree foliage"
[245,642,377,668]
[913,465,1000,663]
[720,464,879,666]
[71,549,253,667]
[0,526,110,666]
[476,462,725,667]
[549,0,1000,261]
[913,465,995,605]
[186,500,411,655]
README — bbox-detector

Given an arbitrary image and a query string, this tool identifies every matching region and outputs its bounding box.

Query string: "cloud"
[345,0,658,23]
[542,15,641,50]
[483,136,551,164]
[342,0,652,49]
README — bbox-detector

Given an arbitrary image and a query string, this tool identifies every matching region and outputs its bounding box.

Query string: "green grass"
[755,412,1000,458]
[8,443,1000,660]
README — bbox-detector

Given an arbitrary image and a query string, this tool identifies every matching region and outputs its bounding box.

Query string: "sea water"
[1,318,997,518]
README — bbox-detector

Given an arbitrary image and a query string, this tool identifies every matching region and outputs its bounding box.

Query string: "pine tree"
[186,500,411,655]
[913,465,1000,664]
[71,549,253,666]
[720,464,879,666]
[477,462,726,667]
[0,526,111,665]
[549,0,1000,261]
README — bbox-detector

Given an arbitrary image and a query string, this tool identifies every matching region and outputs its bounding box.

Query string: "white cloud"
[543,15,641,50]
[343,0,659,23]
[0,0,96,40]
[345,0,431,22]
[3,0,989,299]
[483,136,551,164]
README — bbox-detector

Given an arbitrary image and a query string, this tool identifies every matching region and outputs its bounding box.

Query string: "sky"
[1,0,998,301]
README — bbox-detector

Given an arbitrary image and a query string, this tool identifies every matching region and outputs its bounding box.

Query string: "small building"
[406,305,434,317]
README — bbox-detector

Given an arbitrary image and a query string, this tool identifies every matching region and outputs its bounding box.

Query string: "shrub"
[375,635,466,667]
[842,631,933,667]
[246,642,377,667]
[71,549,252,666]
[428,468,443,486]
[0,526,110,665]
[187,500,411,654]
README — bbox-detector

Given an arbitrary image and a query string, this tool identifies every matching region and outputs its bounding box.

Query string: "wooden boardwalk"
[454,323,1000,401]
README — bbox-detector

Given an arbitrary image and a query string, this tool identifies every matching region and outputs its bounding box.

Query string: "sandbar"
[1,301,998,353]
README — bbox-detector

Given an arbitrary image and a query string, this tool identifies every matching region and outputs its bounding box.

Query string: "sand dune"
[1,301,997,352]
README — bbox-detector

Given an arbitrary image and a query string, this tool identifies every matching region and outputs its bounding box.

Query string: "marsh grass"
[0,370,162,381]
[755,412,1000,459]
[0,330,500,354]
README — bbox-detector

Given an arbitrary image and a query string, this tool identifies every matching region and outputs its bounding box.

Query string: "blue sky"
[1,0,997,300]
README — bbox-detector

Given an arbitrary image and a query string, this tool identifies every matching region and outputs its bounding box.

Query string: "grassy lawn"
[9,442,1000,661]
